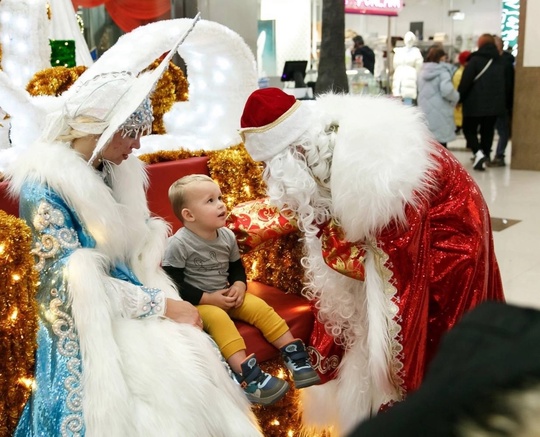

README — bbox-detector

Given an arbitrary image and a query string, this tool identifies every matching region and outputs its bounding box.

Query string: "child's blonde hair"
[168,174,216,222]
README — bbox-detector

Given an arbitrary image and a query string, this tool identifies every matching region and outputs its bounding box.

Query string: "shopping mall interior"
[1,0,540,436]
[449,137,540,309]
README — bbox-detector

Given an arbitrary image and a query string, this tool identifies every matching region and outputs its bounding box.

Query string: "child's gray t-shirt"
[163,226,241,292]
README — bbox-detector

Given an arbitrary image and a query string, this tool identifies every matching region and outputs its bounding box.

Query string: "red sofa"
[1,157,314,364]
[0,180,18,217]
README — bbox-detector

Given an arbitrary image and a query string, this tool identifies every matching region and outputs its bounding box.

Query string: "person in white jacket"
[392,32,424,104]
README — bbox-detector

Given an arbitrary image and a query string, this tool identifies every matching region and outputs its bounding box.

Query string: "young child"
[163,174,320,406]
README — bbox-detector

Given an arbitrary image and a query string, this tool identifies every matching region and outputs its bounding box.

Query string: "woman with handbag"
[457,34,510,171]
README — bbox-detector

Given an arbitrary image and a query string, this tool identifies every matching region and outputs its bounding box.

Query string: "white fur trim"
[68,251,261,436]
[321,93,440,241]
[68,249,135,435]
[7,142,152,264]
[130,217,181,299]
[241,101,312,162]
[300,233,400,435]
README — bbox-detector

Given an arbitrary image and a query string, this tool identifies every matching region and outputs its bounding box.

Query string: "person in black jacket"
[347,301,540,437]
[458,34,511,171]
[351,35,375,74]
[488,35,515,167]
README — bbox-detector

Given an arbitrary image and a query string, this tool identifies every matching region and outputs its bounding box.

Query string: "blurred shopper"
[392,31,424,105]
[452,50,471,136]
[347,301,540,437]
[489,35,515,167]
[351,35,375,74]
[458,34,510,171]
[417,46,459,148]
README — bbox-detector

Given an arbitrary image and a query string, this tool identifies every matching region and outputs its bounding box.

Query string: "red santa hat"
[239,87,312,162]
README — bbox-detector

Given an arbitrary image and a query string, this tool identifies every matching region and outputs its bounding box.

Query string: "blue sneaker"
[235,354,289,406]
[281,339,321,388]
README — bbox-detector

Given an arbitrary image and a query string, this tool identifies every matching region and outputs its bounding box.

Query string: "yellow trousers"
[198,293,289,360]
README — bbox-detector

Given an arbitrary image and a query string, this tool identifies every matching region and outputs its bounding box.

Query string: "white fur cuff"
[240,101,312,162]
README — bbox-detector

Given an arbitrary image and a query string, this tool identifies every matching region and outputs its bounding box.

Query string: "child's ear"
[181,208,195,222]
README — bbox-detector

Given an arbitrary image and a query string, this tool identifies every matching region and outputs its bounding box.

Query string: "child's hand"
[227,282,246,308]
[202,289,236,310]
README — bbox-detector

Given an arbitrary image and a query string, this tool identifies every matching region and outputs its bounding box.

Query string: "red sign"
[345,0,403,16]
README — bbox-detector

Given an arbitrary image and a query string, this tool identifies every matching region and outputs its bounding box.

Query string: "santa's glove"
[319,218,366,281]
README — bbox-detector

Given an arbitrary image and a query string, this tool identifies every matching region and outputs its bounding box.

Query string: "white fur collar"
[7,140,151,264]
[315,94,440,241]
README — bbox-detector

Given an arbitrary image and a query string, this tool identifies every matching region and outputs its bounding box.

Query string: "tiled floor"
[448,136,540,309]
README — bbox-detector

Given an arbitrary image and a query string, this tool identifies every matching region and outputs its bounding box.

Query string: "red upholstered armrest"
[145,157,210,233]
[0,180,19,217]
[236,282,314,362]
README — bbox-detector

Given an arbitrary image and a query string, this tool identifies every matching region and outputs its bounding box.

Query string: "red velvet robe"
[316,146,504,395]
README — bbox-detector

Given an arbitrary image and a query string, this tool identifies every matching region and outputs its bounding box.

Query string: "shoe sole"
[473,156,486,171]
[293,374,322,389]
[246,381,290,406]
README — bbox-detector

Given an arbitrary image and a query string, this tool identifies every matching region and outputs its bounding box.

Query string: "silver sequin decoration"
[31,201,80,272]
[50,290,83,436]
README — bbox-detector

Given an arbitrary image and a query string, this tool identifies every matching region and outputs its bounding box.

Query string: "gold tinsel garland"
[0,211,38,437]
[26,65,88,97]
[256,359,304,437]
[257,359,330,437]
[24,59,188,136]
[142,59,189,134]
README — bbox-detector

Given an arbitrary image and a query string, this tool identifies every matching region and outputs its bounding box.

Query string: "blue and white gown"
[8,140,260,437]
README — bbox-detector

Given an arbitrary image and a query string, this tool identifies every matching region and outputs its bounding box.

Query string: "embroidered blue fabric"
[14,182,154,436]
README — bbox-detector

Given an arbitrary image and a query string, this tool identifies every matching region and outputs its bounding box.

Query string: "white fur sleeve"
[107,277,166,318]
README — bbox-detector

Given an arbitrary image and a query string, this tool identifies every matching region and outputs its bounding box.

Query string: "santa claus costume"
[238,88,504,435]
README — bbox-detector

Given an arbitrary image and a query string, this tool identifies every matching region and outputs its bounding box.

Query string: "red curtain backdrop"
[72,0,171,32]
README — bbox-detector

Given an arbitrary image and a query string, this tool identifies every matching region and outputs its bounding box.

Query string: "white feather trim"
[0,18,257,170]
[70,19,257,154]
[68,249,261,436]
[0,72,60,166]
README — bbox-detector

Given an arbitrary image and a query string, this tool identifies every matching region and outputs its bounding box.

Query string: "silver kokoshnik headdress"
[41,13,201,165]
